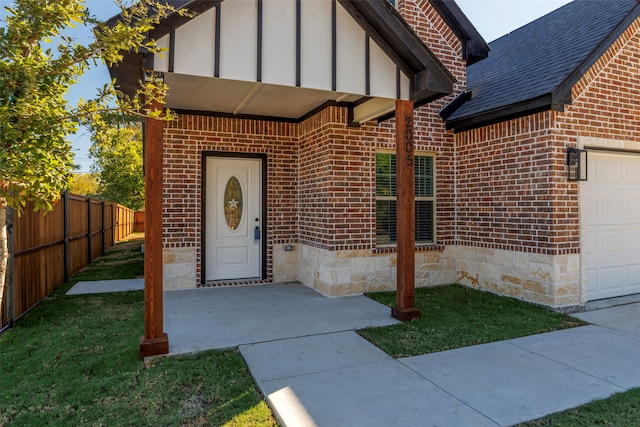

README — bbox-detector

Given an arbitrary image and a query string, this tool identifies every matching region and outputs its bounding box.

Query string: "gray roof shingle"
[445,0,640,129]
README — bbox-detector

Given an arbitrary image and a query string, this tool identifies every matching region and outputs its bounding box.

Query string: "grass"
[71,232,145,282]
[3,238,637,426]
[359,284,586,358]
[0,234,277,427]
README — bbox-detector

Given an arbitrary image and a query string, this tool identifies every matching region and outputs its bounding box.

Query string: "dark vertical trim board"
[168,30,175,73]
[257,0,263,82]
[295,0,301,87]
[332,0,337,91]
[215,4,221,77]
[396,67,401,99]
[143,52,155,70]
[365,35,370,96]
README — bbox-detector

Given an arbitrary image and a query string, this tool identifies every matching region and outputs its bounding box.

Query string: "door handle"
[254,226,261,240]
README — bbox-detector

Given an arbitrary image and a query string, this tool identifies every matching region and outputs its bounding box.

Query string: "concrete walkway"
[66,278,144,295]
[67,280,640,426]
[238,295,640,426]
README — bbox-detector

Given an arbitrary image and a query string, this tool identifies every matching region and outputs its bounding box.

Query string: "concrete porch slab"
[164,282,398,355]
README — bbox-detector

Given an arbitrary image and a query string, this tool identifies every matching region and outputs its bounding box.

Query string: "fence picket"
[1,192,139,330]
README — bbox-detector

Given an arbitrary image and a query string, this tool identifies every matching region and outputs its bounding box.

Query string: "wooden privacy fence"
[134,211,145,232]
[1,192,137,330]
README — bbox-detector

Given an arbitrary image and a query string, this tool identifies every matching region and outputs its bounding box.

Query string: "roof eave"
[338,0,456,102]
[445,94,564,133]
[108,0,456,104]
[448,2,640,133]
[105,0,212,97]
[146,0,216,41]
[427,0,490,65]
[552,3,640,103]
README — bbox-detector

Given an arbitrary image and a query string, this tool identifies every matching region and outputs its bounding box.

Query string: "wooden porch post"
[392,100,421,321]
[139,97,169,358]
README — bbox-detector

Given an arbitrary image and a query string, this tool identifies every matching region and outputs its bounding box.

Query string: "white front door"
[206,157,262,281]
[582,151,640,300]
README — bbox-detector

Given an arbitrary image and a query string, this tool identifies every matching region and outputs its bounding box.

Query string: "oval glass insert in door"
[223,176,244,231]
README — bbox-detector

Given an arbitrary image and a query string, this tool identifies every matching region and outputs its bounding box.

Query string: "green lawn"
[0,235,277,427]
[71,232,145,282]
[2,236,638,426]
[359,285,585,358]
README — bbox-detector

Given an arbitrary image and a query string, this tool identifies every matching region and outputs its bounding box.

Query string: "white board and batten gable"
[113,0,456,124]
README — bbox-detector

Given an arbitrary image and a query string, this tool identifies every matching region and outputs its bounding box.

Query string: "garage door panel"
[582,151,640,300]
[625,196,640,217]
[626,161,640,181]
[582,194,597,220]
[596,157,622,183]
[627,264,640,287]
[600,229,623,254]
[583,230,597,256]
[628,231,640,252]
[587,227,639,257]
[600,266,623,290]
[599,194,622,220]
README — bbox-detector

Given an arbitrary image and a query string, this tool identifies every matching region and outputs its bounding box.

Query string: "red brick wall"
[453,17,640,256]
[163,115,298,283]
[298,107,379,251]
[161,0,473,284]
[454,111,574,255]
[559,17,640,143]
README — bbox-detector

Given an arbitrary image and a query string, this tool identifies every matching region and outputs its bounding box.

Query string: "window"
[375,152,434,245]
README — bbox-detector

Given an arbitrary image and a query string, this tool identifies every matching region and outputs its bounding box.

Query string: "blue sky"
[1,0,573,173]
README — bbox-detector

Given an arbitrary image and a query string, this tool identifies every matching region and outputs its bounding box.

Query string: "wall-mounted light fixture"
[567,148,588,181]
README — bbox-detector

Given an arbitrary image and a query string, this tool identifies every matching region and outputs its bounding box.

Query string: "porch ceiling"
[164,73,362,119]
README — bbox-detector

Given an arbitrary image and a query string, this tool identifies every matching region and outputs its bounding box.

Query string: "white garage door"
[582,151,640,300]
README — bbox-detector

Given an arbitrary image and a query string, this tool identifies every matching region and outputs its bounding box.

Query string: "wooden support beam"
[392,100,421,321]
[140,98,169,358]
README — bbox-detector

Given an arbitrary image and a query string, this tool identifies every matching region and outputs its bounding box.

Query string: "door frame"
[201,151,268,284]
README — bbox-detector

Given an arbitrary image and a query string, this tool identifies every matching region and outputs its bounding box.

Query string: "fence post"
[7,205,15,328]
[87,197,92,264]
[112,204,116,244]
[101,201,105,255]
[63,191,70,283]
